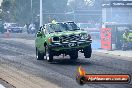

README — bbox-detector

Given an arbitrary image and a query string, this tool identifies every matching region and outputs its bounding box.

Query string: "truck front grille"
[61,35,80,42]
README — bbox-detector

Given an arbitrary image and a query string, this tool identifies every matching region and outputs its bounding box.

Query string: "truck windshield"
[48,23,66,33]
[65,23,80,31]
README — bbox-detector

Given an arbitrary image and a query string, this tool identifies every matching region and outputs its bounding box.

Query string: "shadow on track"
[49,58,92,66]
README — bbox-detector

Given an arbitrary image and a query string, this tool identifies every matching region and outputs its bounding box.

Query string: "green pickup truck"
[35,22,92,62]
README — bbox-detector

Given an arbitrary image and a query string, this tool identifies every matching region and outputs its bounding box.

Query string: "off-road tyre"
[36,47,44,60]
[84,45,92,58]
[69,50,78,60]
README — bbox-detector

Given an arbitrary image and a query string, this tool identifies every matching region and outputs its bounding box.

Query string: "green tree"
[1,0,12,22]
[1,0,68,24]
[1,0,11,11]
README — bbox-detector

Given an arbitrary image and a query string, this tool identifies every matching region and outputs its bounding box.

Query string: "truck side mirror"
[37,32,42,37]
[81,29,84,31]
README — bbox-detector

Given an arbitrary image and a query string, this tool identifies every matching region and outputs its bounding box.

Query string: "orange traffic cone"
[4,30,11,38]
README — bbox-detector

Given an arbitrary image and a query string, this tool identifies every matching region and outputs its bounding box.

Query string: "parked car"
[4,23,23,33]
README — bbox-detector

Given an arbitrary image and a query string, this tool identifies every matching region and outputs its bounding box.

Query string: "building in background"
[101,0,132,50]
[66,0,102,23]
[102,1,132,24]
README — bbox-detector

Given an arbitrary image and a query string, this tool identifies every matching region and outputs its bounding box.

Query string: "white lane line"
[0,84,5,88]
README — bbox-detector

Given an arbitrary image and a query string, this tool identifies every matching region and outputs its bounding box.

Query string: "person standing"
[122,29,130,51]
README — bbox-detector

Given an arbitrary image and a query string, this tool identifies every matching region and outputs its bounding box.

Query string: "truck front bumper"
[49,40,92,51]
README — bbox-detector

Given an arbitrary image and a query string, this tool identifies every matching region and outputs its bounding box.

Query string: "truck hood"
[49,30,88,37]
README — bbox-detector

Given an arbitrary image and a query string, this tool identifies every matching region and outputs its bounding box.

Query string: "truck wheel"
[69,50,78,60]
[84,45,92,58]
[36,48,44,60]
[45,47,53,62]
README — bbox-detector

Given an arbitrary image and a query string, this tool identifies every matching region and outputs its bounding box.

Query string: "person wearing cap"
[123,29,129,40]
[122,29,132,50]
[52,19,57,24]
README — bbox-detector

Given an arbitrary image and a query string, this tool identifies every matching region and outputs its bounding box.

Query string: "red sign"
[101,28,112,50]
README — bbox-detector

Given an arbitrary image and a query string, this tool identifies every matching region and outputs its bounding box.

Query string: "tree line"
[0,0,67,24]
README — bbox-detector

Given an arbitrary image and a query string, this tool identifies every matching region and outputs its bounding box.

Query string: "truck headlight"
[80,34,91,40]
[80,34,88,40]
[52,37,60,42]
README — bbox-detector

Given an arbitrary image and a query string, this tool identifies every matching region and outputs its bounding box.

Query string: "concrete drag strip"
[0,62,60,88]
[0,78,15,88]
[0,38,131,88]
[2,38,132,61]
[0,38,35,48]
[93,50,132,61]
[0,84,6,88]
